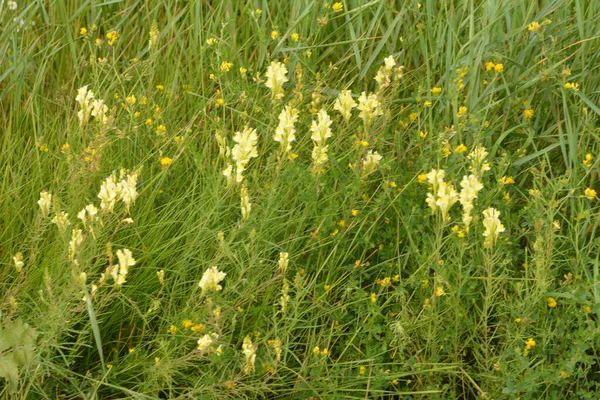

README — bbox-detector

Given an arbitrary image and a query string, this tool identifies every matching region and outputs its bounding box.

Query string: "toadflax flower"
[357,92,383,128]
[111,248,136,286]
[68,229,84,264]
[13,252,24,272]
[240,184,252,221]
[459,175,483,231]
[333,90,357,122]
[51,211,71,232]
[198,266,226,293]
[265,61,288,100]
[278,252,289,274]
[230,126,259,183]
[97,170,138,213]
[310,109,333,174]
[38,190,52,217]
[467,145,491,178]
[482,207,505,249]
[242,335,257,374]
[362,150,382,175]
[77,203,98,231]
[76,85,95,126]
[197,332,221,354]
[273,104,299,156]
[424,169,458,221]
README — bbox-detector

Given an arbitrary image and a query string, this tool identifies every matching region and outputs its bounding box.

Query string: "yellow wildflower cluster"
[333,90,357,122]
[310,109,333,174]
[265,61,288,100]
[482,208,505,249]
[357,92,383,128]
[425,169,458,222]
[273,104,299,156]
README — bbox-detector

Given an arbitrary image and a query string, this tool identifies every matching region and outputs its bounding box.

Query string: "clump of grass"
[2,1,600,398]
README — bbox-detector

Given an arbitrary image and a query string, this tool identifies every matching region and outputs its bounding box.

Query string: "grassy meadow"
[2,0,600,398]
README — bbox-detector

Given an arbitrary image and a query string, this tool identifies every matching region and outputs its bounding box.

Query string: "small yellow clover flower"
[584,188,597,200]
[332,2,343,12]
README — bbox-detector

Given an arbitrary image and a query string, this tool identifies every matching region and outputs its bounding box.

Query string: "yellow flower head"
[494,63,504,73]
[583,153,594,168]
[547,297,557,308]
[430,87,442,95]
[106,30,119,46]
[584,187,597,200]
[219,61,233,72]
[160,157,173,167]
[528,22,541,32]
[524,109,534,119]
[265,61,288,100]
[332,2,343,12]
[454,144,468,153]
[564,82,579,90]
[291,33,300,42]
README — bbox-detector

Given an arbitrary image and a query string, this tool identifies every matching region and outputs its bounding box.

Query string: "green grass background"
[2,0,600,398]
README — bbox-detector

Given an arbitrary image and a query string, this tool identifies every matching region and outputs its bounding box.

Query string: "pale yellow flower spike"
[265,61,289,100]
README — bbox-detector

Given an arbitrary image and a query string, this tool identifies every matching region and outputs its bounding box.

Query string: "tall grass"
[1,0,600,398]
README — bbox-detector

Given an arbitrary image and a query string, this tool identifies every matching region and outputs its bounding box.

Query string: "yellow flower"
[191,323,205,332]
[499,176,515,185]
[457,106,468,117]
[423,100,432,107]
[80,27,87,36]
[454,144,467,153]
[494,63,504,73]
[409,112,418,122]
[583,153,593,168]
[160,157,173,167]
[482,208,505,249]
[126,95,136,105]
[168,325,178,335]
[219,61,233,72]
[206,38,217,45]
[547,297,557,308]
[370,293,377,303]
[351,209,359,217]
[324,284,331,291]
[485,61,495,71]
[239,67,248,77]
[39,144,49,152]
[359,366,366,375]
[155,125,167,136]
[291,33,300,42]
[525,337,536,350]
[338,220,346,228]
[430,87,442,95]
[156,84,165,91]
[564,82,579,90]
[270,30,279,40]
[435,286,445,296]
[313,346,321,355]
[265,61,288,100]
[523,109,534,119]
[145,118,153,127]
[182,319,194,330]
[106,30,119,46]
[528,22,541,32]
[332,2,343,12]
[584,187,596,200]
